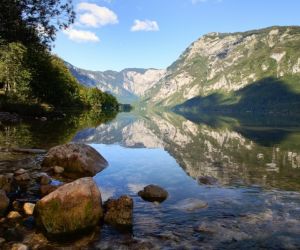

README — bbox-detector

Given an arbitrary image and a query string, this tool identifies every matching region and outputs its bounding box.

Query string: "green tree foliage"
[0,0,75,48]
[0,42,32,101]
[0,1,119,114]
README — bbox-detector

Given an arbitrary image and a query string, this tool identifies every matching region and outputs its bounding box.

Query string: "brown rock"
[35,177,103,235]
[14,173,31,182]
[7,211,22,219]
[198,176,218,185]
[40,184,59,197]
[138,185,168,203]
[53,166,64,174]
[0,190,9,217]
[0,175,12,193]
[42,143,108,178]
[11,243,28,250]
[23,203,35,215]
[39,174,51,185]
[104,195,133,228]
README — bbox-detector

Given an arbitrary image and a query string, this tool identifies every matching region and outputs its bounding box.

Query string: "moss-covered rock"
[34,177,103,236]
[0,190,9,217]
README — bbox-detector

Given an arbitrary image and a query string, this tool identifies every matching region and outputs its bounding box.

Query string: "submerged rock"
[0,190,9,217]
[104,195,133,229]
[39,174,51,185]
[42,143,108,178]
[198,176,218,185]
[11,243,28,250]
[34,177,103,236]
[138,185,168,203]
[0,174,12,193]
[173,198,208,212]
[53,166,64,174]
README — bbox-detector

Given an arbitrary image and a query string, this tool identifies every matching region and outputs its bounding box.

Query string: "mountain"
[145,26,300,110]
[65,61,165,104]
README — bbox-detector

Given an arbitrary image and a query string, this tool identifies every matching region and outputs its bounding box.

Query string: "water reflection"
[0,110,117,150]
[73,111,300,191]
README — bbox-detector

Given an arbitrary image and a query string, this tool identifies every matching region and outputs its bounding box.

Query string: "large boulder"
[138,185,168,203]
[42,143,108,178]
[34,177,103,236]
[104,195,133,229]
[0,190,9,217]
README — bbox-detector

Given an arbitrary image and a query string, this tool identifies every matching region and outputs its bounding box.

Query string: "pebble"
[7,211,22,219]
[23,203,35,215]
[11,243,28,250]
[53,166,64,174]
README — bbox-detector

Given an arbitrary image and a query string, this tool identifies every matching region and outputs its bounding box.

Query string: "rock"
[0,237,5,245]
[14,168,27,176]
[53,166,64,174]
[0,112,21,123]
[0,175,12,193]
[39,174,51,185]
[14,173,31,183]
[138,185,168,203]
[42,143,108,178]
[198,176,218,185]
[35,177,103,235]
[11,243,28,250]
[194,222,217,234]
[12,201,23,212]
[7,211,22,219]
[40,184,59,197]
[104,195,133,229]
[3,228,23,241]
[23,203,35,215]
[40,117,47,122]
[173,198,208,212]
[0,190,9,217]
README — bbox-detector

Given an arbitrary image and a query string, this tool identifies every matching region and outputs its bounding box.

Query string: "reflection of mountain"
[73,112,300,190]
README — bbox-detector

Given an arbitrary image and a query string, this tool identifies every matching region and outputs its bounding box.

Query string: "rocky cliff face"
[145,26,300,107]
[65,62,165,104]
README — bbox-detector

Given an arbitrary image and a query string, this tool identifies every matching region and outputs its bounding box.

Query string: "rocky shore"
[0,143,169,249]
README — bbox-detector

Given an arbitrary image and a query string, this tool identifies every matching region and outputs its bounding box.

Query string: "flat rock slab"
[42,143,108,178]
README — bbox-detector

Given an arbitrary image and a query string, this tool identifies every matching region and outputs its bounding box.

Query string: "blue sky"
[53,0,300,71]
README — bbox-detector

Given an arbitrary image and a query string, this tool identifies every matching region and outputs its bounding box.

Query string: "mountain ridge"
[144,25,300,108]
[65,61,165,104]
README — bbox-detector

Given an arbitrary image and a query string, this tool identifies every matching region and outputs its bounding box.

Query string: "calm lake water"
[1,111,300,249]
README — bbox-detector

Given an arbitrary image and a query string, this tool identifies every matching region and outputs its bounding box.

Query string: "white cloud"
[131,20,159,32]
[63,27,100,43]
[77,2,118,28]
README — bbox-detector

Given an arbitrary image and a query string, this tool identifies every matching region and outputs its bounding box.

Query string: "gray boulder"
[42,143,108,178]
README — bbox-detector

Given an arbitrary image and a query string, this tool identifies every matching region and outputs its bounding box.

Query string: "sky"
[53,0,300,71]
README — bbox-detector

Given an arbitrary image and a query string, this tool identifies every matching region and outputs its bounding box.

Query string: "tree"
[0,42,32,101]
[0,0,75,48]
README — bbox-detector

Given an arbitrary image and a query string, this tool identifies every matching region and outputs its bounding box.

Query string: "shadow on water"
[174,76,300,145]
[177,111,300,146]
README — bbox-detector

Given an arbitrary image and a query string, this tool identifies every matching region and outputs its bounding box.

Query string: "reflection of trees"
[0,110,117,149]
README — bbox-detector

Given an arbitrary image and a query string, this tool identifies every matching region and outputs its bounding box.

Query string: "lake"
[1,110,300,249]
